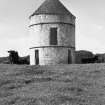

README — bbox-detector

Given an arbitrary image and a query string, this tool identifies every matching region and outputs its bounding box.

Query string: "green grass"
[0,64,105,105]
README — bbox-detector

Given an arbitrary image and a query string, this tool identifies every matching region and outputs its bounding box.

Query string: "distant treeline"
[75,50,105,64]
[0,50,30,65]
[0,50,105,65]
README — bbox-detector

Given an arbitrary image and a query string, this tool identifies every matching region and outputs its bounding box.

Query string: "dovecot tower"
[29,0,76,65]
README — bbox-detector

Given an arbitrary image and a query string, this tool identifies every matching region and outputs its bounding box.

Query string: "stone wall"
[30,47,75,65]
[29,14,75,65]
[29,23,75,48]
[29,14,75,26]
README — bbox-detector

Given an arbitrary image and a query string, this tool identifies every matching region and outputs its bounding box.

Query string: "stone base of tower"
[30,46,75,65]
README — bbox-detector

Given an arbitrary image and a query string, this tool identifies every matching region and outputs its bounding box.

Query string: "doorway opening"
[50,28,58,45]
[68,49,72,64]
[35,50,39,65]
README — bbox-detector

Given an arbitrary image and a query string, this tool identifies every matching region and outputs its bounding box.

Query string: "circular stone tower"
[29,0,76,65]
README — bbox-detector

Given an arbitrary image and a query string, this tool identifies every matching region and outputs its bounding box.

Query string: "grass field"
[0,64,105,105]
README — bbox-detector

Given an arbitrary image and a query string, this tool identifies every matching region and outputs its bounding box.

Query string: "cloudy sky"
[0,0,105,57]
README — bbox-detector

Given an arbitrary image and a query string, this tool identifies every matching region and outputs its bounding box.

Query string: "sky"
[0,0,105,57]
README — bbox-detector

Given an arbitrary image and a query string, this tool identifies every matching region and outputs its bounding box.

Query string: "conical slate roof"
[30,0,73,17]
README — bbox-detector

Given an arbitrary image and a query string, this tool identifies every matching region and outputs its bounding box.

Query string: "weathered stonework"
[30,47,75,65]
[29,0,76,65]
[29,23,75,47]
